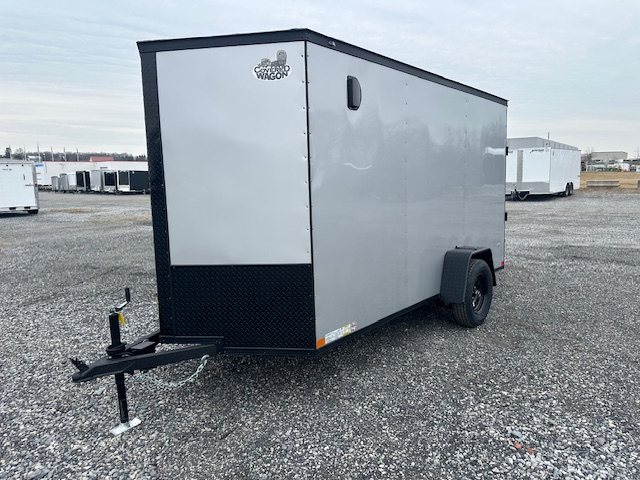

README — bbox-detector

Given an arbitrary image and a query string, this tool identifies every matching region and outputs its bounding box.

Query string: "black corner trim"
[140,51,174,335]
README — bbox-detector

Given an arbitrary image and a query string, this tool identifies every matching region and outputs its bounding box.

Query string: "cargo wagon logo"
[253,50,291,81]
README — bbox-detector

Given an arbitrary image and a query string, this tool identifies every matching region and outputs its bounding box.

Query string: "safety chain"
[131,354,210,389]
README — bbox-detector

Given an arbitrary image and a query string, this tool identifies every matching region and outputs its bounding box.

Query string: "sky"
[1,0,639,157]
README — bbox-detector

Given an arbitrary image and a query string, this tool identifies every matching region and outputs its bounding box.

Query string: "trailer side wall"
[549,148,581,193]
[307,44,506,344]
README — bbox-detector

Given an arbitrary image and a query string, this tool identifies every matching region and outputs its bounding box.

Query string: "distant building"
[591,151,627,163]
[89,156,114,162]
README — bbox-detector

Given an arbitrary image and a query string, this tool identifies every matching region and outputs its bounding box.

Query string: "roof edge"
[137,28,507,106]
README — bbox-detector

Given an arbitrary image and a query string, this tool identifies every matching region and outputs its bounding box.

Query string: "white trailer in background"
[0,160,39,214]
[58,172,78,192]
[76,171,92,192]
[35,161,149,188]
[100,171,118,193]
[90,170,102,192]
[506,137,580,200]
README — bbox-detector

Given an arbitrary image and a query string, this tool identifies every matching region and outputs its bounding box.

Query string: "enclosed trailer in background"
[115,170,150,194]
[506,137,580,199]
[117,171,131,193]
[89,170,102,192]
[73,29,508,432]
[101,171,118,193]
[76,171,92,192]
[58,173,69,192]
[0,160,39,214]
[129,170,150,193]
[58,172,78,192]
[35,161,149,188]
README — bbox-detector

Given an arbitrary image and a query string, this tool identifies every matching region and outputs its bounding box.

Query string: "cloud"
[0,0,638,154]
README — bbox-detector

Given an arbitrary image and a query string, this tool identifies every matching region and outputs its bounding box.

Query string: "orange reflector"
[316,338,326,349]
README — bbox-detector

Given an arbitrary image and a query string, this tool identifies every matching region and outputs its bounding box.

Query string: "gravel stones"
[0,190,639,479]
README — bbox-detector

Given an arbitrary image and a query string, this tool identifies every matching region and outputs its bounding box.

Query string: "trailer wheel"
[563,184,571,197]
[568,183,573,196]
[452,259,493,328]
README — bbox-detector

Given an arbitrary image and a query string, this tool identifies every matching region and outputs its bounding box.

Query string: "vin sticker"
[325,323,357,345]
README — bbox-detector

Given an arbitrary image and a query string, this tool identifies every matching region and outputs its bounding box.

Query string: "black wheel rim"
[471,277,486,313]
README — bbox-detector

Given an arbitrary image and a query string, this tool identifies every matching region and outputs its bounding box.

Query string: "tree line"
[3,147,146,162]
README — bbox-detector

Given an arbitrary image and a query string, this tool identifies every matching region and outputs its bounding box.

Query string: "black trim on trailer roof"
[137,28,508,106]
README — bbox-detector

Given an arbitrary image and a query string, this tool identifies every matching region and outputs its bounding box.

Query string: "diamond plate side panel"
[140,51,174,335]
[170,265,315,349]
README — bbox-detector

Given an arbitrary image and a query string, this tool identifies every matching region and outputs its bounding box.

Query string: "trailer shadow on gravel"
[0,212,31,219]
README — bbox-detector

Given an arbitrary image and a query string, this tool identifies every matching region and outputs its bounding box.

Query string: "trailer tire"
[563,184,571,197]
[27,209,38,215]
[452,259,492,328]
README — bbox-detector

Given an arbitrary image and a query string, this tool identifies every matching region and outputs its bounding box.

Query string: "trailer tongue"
[71,288,222,435]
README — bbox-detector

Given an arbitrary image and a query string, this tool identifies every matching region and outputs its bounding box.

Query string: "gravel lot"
[1,189,639,479]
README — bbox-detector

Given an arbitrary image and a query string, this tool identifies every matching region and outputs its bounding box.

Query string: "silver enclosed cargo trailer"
[72,29,508,432]
[140,28,507,351]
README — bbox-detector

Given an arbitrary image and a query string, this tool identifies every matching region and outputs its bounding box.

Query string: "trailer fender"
[440,247,496,305]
